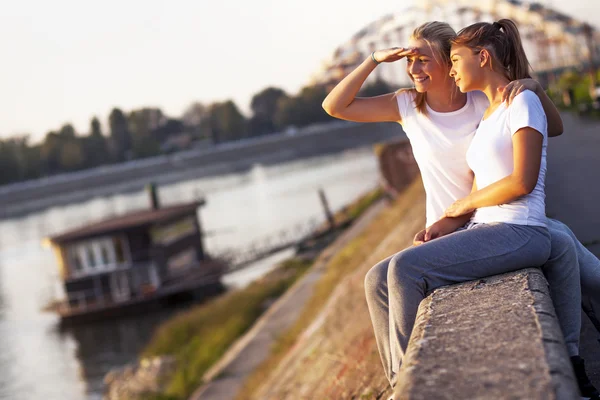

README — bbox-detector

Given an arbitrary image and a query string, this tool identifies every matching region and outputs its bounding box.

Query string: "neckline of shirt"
[481,101,507,122]
[425,92,472,117]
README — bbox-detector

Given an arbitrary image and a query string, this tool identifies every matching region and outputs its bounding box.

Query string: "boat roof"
[47,200,204,245]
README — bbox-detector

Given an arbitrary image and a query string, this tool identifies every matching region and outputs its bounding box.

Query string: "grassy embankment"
[139,187,383,399]
[236,179,423,400]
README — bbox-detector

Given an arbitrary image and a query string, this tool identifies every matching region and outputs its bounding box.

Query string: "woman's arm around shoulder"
[501,78,563,137]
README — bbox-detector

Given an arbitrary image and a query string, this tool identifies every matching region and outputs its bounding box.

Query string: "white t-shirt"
[396,90,489,227]
[466,90,548,227]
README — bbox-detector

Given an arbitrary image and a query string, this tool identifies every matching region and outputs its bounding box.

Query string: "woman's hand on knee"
[414,229,426,246]
[423,217,465,242]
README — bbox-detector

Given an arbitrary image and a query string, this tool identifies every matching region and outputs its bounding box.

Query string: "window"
[113,237,126,263]
[69,237,129,276]
[86,246,96,269]
[100,245,110,265]
[72,250,84,273]
[151,217,197,245]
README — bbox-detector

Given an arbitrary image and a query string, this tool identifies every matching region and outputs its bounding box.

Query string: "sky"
[1,0,599,142]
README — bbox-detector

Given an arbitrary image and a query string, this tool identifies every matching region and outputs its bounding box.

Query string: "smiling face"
[449,44,484,93]
[406,38,451,93]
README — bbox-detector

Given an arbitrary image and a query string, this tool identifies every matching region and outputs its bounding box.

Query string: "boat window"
[113,237,126,263]
[100,245,110,265]
[86,246,96,269]
[72,249,84,273]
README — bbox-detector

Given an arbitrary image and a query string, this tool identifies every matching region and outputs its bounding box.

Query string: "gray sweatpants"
[364,222,579,389]
[548,218,600,336]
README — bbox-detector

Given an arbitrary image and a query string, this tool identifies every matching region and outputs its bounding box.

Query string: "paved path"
[545,112,600,387]
[189,199,388,400]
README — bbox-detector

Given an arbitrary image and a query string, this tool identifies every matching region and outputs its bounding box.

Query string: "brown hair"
[451,19,531,81]
[397,21,457,115]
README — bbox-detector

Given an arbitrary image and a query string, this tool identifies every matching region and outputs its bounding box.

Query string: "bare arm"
[502,79,564,137]
[420,177,476,243]
[444,127,543,217]
[322,47,415,123]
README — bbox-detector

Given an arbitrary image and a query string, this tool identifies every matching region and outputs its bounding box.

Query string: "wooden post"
[146,182,160,210]
[318,188,335,231]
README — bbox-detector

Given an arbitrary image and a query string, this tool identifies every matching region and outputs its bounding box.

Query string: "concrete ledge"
[394,268,579,400]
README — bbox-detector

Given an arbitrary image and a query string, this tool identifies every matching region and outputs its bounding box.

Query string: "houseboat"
[45,185,226,324]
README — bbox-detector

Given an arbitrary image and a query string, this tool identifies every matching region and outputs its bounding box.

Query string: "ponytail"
[451,19,531,81]
[495,19,531,81]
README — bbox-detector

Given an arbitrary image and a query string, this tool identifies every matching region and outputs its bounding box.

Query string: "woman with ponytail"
[444,20,599,399]
[323,19,600,399]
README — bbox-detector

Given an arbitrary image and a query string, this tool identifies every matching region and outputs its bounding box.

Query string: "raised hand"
[372,47,418,64]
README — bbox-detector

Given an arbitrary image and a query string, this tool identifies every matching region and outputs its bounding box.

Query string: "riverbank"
[237,178,425,400]
[104,187,384,400]
[0,121,401,219]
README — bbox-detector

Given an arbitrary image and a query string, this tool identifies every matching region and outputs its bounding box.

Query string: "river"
[0,147,381,400]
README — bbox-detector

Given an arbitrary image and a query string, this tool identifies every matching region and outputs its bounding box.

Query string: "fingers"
[424,228,436,242]
[413,229,426,246]
[404,47,419,56]
[444,206,454,217]
[425,230,438,242]
[500,83,510,103]
[507,83,524,105]
[444,209,459,218]
[501,81,525,105]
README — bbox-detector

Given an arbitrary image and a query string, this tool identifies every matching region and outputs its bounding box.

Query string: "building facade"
[310,0,600,89]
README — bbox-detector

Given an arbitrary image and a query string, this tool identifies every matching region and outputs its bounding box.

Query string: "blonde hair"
[397,21,457,114]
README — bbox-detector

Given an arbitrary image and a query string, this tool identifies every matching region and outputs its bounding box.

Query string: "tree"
[59,140,84,170]
[182,102,208,138]
[249,87,288,136]
[109,108,132,161]
[40,131,62,174]
[206,101,247,143]
[57,123,76,139]
[0,138,24,184]
[128,108,165,158]
[90,116,103,137]
[83,116,110,167]
[56,124,84,171]
[274,85,331,129]
[153,118,185,143]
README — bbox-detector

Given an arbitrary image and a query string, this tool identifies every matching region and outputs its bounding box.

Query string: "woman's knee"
[388,249,420,286]
[364,258,389,293]
[549,229,577,261]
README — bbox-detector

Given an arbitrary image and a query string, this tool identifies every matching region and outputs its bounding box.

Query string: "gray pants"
[364,222,579,389]
[548,218,600,336]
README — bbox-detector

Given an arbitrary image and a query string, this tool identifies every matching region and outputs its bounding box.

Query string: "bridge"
[211,216,325,271]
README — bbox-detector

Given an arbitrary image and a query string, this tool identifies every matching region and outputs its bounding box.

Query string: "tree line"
[0,79,395,186]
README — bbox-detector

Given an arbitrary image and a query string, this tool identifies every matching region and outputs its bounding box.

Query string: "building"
[310,0,600,89]
[45,185,225,323]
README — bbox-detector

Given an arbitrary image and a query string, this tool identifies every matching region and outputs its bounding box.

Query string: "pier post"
[146,183,160,210]
[318,188,335,231]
